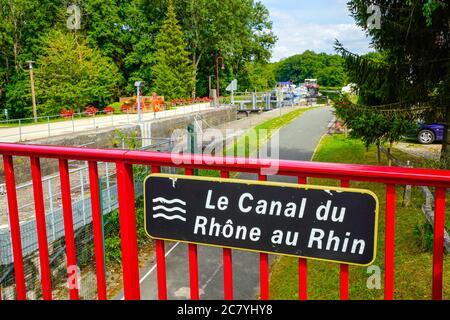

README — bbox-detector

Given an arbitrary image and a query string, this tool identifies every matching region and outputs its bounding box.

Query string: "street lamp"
[215,54,225,98]
[134,81,145,122]
[26,60,37,122]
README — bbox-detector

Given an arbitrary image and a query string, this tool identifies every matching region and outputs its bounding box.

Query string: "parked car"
[409,123,447,144]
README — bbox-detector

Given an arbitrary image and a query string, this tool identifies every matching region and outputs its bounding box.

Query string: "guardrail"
[0,142,448,300]
[0,104,211,142]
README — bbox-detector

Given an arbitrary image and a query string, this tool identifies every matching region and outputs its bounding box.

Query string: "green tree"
[151,1,195,101]
[34,30,121,115]
[275,51,347,87]
[336,0,450,162]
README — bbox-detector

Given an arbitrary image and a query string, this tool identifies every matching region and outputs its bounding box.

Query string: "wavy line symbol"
[152,196,187,223]
[153,197,186,206]
[153,213,186,222]
[152,205,186,214]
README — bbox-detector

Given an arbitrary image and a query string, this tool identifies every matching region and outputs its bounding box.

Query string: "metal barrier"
[0,142,448,300]
[0,104,212,142]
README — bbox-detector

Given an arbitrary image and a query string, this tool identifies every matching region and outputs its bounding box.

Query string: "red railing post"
[186,169,200,300]
[3,155,26,300]
[152,166,168,300]
[156,239,168,300]
[339,179,350,300]
[116,161,140,300]
[30,157,52,300]
[221,170,234,300]
[432,187,445,300]
[298,176,308,300]
[258,174,269,300]
[59,159,79,300]
[87,161,107,300]
[384,184,396,300]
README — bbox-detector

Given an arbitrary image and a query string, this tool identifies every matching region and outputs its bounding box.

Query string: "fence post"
[80,168,86,226]
[116,161,140,300]
[47,117,51,137]
[18,119,22,141]
[105,162,112,212]
[402,161,412,207]
[47,179,56,241]
[3,155,27,299]
[72,115,75,133]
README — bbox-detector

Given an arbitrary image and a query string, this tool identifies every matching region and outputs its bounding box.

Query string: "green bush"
[104,236,123,264]
[102,197,151,265]
[414,221,450,252]
[110,102,121,113]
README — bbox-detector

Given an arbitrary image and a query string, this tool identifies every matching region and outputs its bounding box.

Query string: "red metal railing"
[0,142,448,300]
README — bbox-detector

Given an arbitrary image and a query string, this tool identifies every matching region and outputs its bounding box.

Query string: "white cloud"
[268,8,373,61]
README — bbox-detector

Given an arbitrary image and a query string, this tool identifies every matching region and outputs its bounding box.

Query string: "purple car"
[415,123,447,144]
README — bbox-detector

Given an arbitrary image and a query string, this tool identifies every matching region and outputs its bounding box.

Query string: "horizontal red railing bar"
[0,143,449,187]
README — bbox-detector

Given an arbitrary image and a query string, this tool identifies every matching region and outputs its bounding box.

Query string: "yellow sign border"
[143,173,379,267]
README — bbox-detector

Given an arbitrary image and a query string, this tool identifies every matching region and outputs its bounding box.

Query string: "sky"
[259,0,373,62]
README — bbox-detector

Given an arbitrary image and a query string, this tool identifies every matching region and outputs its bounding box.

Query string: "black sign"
[144,174,379,266]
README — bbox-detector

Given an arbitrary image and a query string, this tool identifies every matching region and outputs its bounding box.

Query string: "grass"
[269,134,450,300]
[197,106,316,178]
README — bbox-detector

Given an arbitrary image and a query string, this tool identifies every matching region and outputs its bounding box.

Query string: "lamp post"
[134,81,145,123]
[26,60,37,122]
[215,54,225,98]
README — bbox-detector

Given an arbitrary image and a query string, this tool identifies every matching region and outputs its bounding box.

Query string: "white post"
[47,179,56,241]
[80,168,86,226]
[105,162,111,212]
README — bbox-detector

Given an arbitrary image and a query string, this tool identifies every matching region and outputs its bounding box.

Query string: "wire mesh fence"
[0,138,176,300]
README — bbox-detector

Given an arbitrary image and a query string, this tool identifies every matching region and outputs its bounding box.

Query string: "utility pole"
[26,60,37,122]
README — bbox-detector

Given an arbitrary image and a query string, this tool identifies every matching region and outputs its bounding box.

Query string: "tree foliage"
[151,1,195,101]
[275,51,348,87]
[336,0,450,160]
[34,31,121,115]
[0,0,276,118]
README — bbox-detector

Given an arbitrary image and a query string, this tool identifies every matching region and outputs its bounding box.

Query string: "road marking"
[120,241,180,300]
[200,260,224,294]
[140,242,180,285]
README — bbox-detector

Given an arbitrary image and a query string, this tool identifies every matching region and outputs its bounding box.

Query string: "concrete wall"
[144,106,237,141]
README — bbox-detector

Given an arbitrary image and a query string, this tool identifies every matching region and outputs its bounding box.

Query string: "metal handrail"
[0,143,449,187]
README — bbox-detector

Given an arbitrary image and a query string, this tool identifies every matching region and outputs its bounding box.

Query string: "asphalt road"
[119,106,334,300]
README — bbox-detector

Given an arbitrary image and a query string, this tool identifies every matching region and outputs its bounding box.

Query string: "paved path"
[0,104,212,143]
[118,106,334,300]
